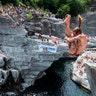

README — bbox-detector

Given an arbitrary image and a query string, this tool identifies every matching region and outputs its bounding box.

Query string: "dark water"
[21,58,92,96]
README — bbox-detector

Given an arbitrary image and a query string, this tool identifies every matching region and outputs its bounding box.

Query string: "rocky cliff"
[71,12,96,37]
[0,11,96,95]
[85,51,96,96]
[0,15,68,95]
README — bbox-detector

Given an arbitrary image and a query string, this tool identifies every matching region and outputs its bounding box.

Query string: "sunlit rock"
[0,15,68,93]
[71,50,96,92]
[85,51,96,96]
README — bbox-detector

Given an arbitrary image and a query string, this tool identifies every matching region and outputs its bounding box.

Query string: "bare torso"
[68,34,87,55]
[69,40,77,55]
[76,34,87,55]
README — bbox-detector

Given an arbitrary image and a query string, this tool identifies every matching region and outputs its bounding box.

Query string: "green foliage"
[30,0,38,8]
[56,4,70,18]
[1,0,18,5]
[0,0,89,18]
[37,0,59,13]
[58,0,67,6]
[37,0,87,17]
[18,1,26,7]
[26,11,33,21]
[67,0,87,16]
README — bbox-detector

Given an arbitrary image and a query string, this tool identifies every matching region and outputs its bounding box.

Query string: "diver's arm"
[65,35,81,42]
[64,14,72,37]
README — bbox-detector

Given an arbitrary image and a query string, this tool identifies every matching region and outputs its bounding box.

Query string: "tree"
[67,0,87,16]
[56,4,70,18]
[37,0,59,13]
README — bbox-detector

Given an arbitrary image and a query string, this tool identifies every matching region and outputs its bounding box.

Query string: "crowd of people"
[0,5,27,27]
[0,5,52,27]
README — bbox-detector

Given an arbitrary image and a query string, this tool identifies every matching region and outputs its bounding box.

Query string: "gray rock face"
[25,12,96,40]
[86,64,96,96]
[25,17,65,38]
[0,15,68,92]
[71,12,96,37]
[85,51,96,96]
[71,52,90,90]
